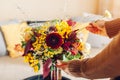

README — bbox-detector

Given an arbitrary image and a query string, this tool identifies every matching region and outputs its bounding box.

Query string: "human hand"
[86,20,108,36]
[56,60,70,75]
[56,60,83,77]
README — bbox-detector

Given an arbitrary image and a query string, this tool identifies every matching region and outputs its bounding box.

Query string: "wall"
[97,0,120,18]
[2,0,111,48]
[0,0,97,21]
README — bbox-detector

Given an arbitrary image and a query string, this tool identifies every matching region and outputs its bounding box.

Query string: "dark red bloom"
[49,26,57,32]
[67,30,78,42]
[67,19,76,26]
[62,42,71,51]
[46,33,63,49]
[43,59,52,78]
[32,29,41,37]
[23,39,33,56]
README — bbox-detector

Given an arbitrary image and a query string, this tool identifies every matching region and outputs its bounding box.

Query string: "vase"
[24,60,70,80]
[24,74,70,80]
[43,61,62,80]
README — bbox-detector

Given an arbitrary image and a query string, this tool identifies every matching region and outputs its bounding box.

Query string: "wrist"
[68,60,82,77]
[95,20,105,28]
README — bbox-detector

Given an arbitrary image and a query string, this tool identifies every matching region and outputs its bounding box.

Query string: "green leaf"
[37,63,41,70]
[21,41,26,48]
[64,53,73,60]
[68,55,74,60]
[31,36,36,42]
[74,53,81,59]
[50,64,54,71]
[63,54,69,61]
[48,48,54,52]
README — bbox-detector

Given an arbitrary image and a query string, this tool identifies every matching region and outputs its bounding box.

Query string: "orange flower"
[24,32,32,42]
[14,44,24,52]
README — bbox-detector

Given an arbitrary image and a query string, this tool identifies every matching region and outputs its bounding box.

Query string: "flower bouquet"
[15,19,90,80]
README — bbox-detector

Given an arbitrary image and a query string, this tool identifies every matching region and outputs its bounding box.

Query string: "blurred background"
[0,0,120,21]
[0,0,118,48]
[0,0,119,80]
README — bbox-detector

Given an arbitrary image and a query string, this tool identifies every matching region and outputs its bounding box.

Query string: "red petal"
[43,59,52,78]
[62,42,71,50]
[71,48,78,55]
[67,19,76,26]
[23,40,32,56]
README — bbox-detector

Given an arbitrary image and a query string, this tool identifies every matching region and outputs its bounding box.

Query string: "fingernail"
[57,60,61,65]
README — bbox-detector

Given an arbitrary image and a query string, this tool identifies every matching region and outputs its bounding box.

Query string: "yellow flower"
[44,51,54,58]
[28,53,32,57]
[39,35,46,43]
[24,53,33,62]
[78,42,84,50]
[34,60,39,64]
[56,21,68,31]
[38,30,45,34]
[24,27,32,32]
[30,59,39,67]
[33,65,39,72]
[53,47,63,55]
[23,53,39,72]
[56,21,72,38]
[24,32,33,42]
[34,44,41,51]
[24,56,29,62]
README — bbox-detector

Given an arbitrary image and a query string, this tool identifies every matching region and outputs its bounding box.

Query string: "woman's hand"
[56,60,70,74]
[86,20,108,36]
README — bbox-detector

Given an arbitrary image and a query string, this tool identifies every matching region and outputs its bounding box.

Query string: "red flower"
[67,19,76,26]
[43,59,52,78]
[49,26,57,32]
[46,33,63,49]
[62,42,71,51]
[67,30,78,42]
[70,48,78,55]
[23,40,33,56]
[70,42,80,55]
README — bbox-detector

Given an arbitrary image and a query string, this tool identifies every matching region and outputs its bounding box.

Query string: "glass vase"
[43,63,62,80]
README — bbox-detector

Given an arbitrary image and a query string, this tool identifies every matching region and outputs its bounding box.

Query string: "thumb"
[56,60,68,69]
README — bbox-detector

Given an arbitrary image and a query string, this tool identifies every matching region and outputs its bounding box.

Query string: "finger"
[86,26,99,33]
[56,60,68,69]
[56,60,67,66]
[86,23,101,33]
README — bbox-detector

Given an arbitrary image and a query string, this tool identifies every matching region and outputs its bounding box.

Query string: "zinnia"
[46,33,63,49]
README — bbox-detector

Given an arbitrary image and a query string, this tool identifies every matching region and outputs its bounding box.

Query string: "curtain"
[97,0,120,18]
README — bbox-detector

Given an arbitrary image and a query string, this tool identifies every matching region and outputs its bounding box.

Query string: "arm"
[68,32,120,79]
[68,18,120,79]
[105,18,120,38]
[57,18,120,79]
[86,18,120,38]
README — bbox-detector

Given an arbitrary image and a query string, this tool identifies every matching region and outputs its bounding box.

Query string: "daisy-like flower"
[46,33,63,49]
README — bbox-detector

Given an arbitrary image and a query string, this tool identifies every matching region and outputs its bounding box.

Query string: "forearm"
[68,33,120,79]
[82,33,120,79]
[105,18,120,38]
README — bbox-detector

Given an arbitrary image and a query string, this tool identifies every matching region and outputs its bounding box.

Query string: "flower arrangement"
[15,19,90,79]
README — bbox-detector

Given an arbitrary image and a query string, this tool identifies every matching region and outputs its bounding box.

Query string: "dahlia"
[46,33,63,49]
